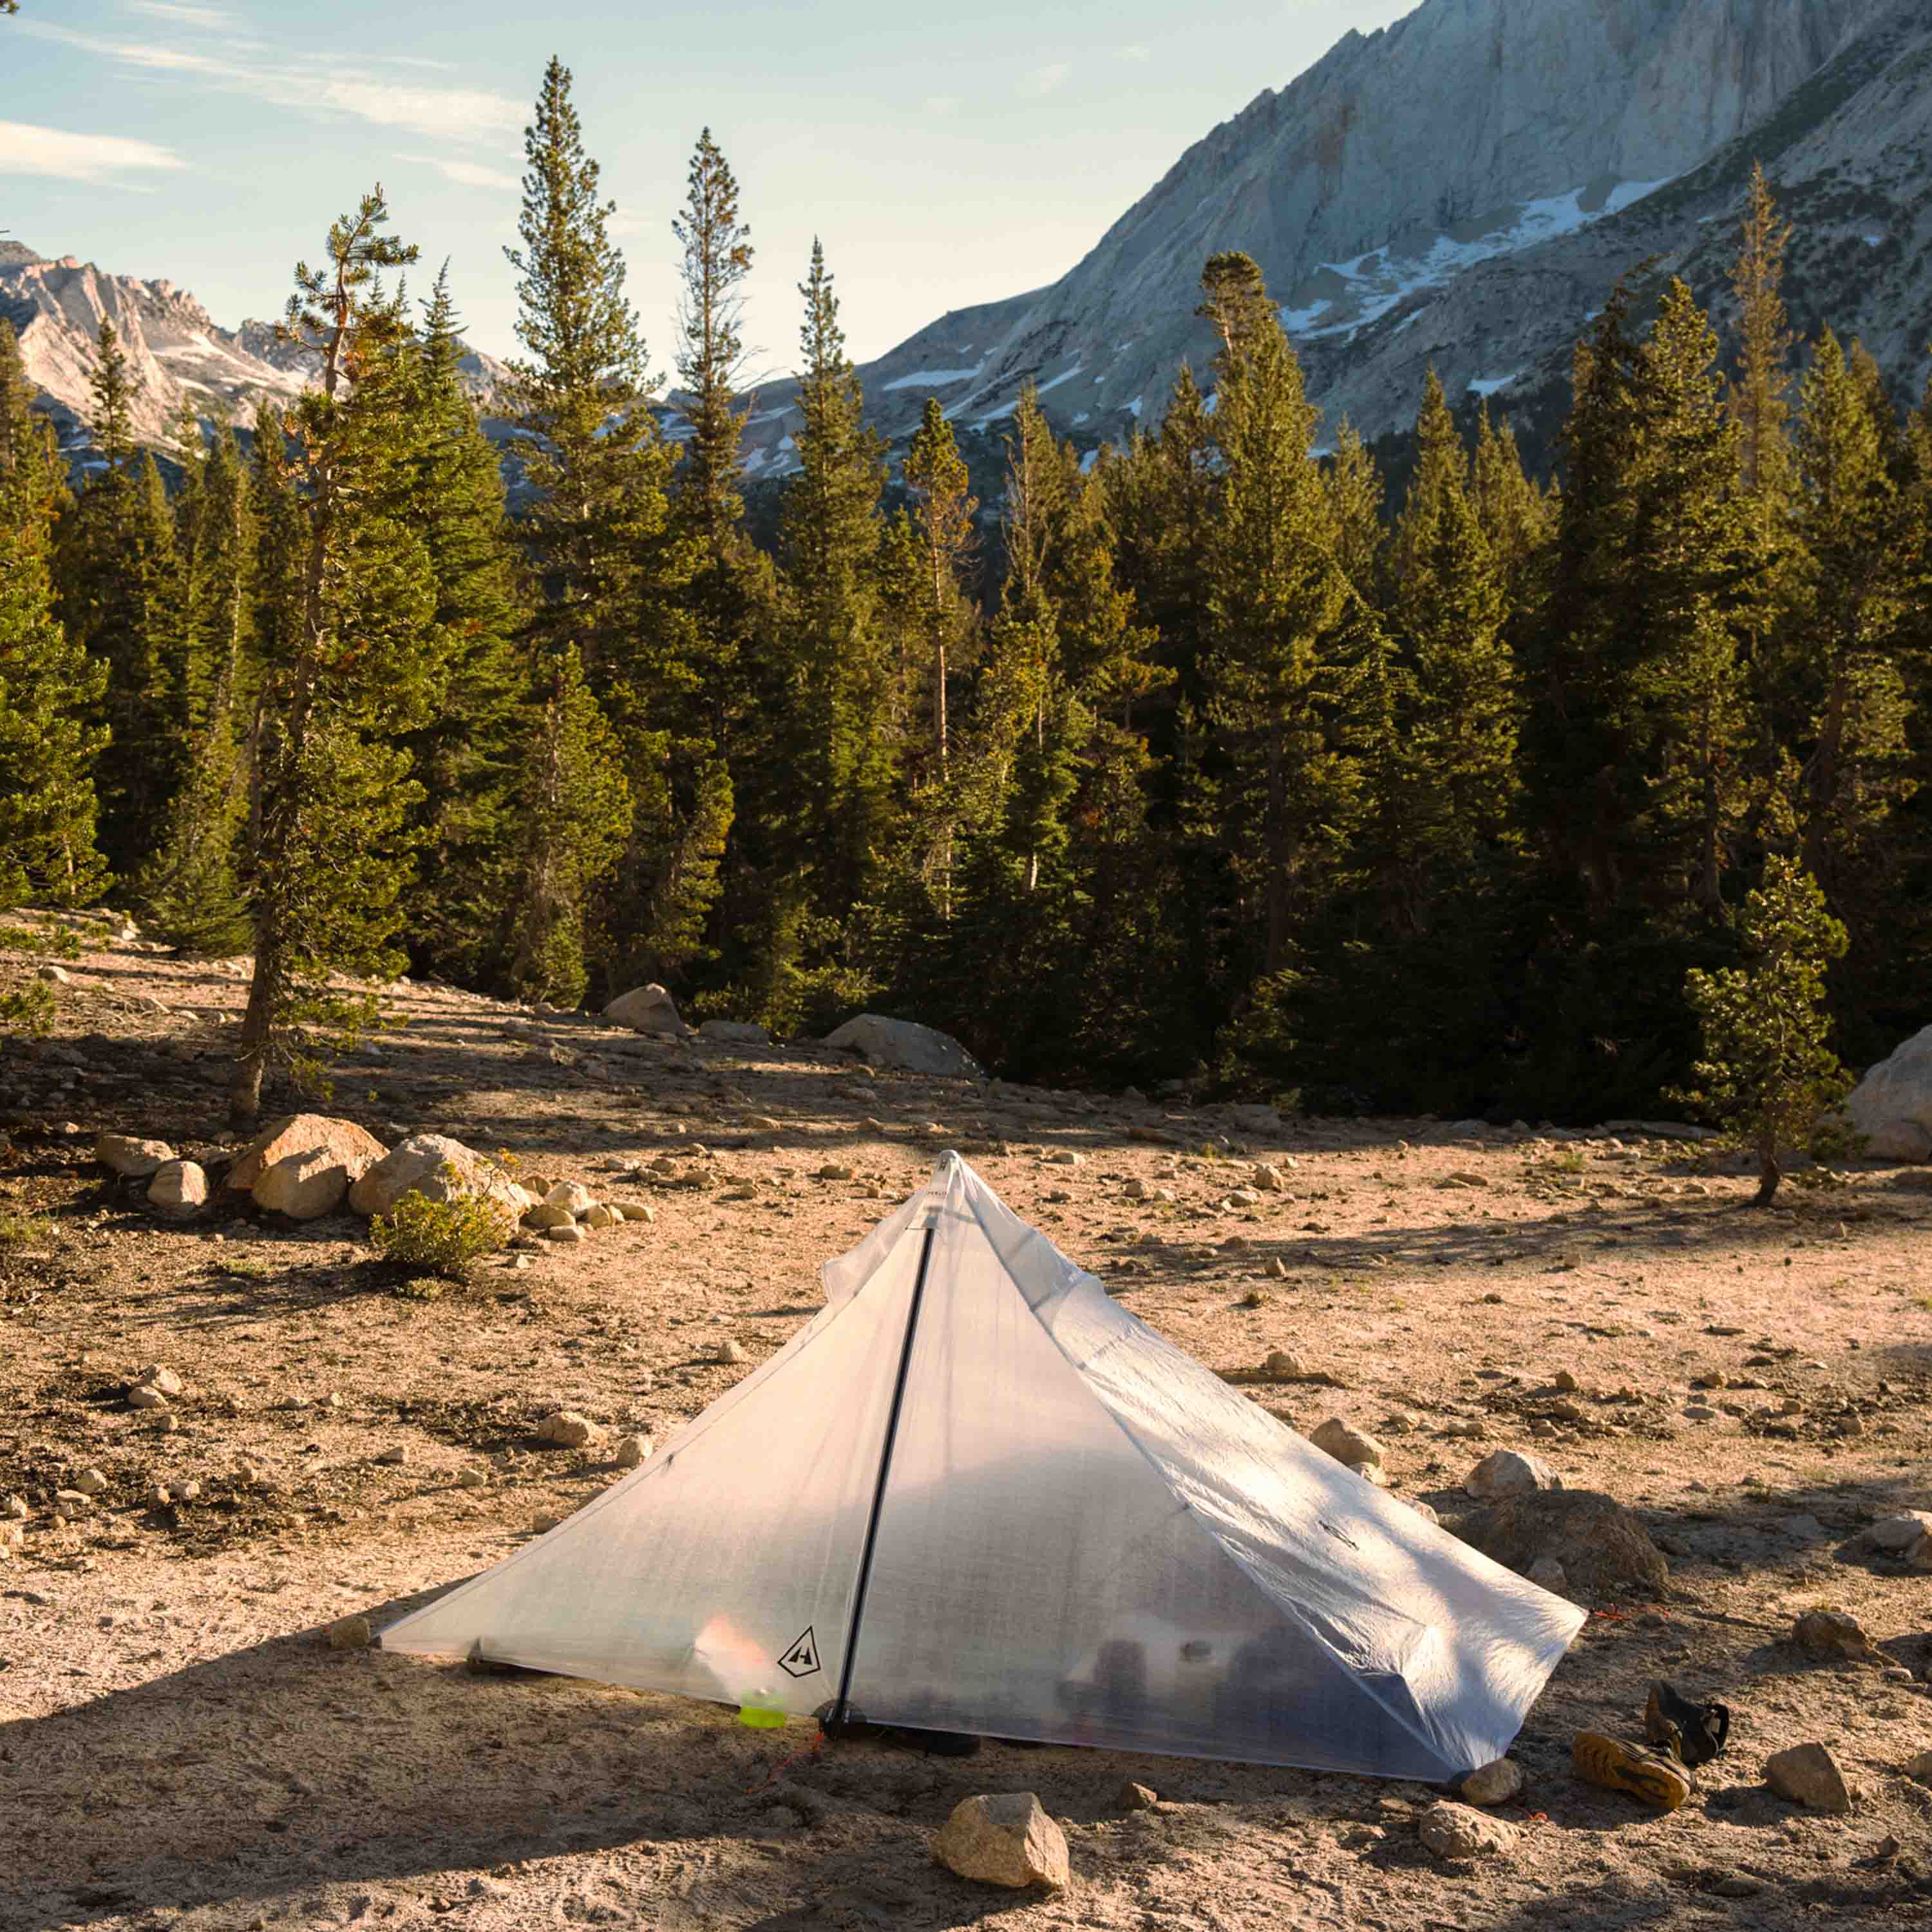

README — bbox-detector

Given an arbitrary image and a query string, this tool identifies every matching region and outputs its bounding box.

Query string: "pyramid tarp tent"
[383,1153,1584,1779]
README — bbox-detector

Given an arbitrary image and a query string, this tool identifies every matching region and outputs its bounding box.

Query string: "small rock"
[1262,1350,1312,1381]
[97,1132,176,1179]
[932,1792,1069,1890]
[1527,1557,1567,1590]
[603,983,693,1037]
[1404,1498,1441,1526]
[1310,1417,1385,1472]
[73,1468,109,1497]
[537,1410,597,1448]
[1117,1781,1159,1811]
[53,1489,92,1515]
[37,963,70,985]
[175,1479,201,1502]
[525,1202,575,1229]
[1906,1531,1932,1573]
[1765,1742,1853,1814]
[544,1222,587,1244]
[715,1340,746,1365]
[1418,1800,1518,1863]
[1551,1368,1580,1392]
[582,1203,619,1229]
[614,1202,656,1223]
[1043,1150,1084,1167]
[457,1467,487,1490]
[375,1446,409,1466]
[1793,1608,1884,1665]
[817,1163,855,1182]
[128,1387,169,1412]
[1,1495,27,1520]
[614,1434,653,1470]
[1460,1759,1524,1806]
[146,1483,172,1508]
[544,1180,594,1216]
[1905,1750,1932,1783]
[1865,1512,1932,1552]
[1227,1187,1261,1208]
[1464,1449,1560,1501]
[325,1615,374,1651]
[147,1159,209,1215]
[1252,1162,1289,1190]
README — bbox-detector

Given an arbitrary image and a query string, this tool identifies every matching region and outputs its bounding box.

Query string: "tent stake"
[831,1220,937,1727]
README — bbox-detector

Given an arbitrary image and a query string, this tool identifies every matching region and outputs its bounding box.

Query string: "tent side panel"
[381,1233,926,1716]
[840,1203,1473,1778]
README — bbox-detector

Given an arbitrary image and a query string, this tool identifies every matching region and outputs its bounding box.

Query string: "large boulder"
[231,1114,386,1221]
[824,1013,983,1079]
[603,985,692,1037]
[1459,1488,1669,1602]
[347,1134,533,1220]
[1846,1025,1932,1162]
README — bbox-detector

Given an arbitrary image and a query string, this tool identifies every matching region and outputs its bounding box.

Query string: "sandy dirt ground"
[2,932,1929,1932]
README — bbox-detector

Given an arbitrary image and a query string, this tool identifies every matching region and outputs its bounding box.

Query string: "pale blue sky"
[4,0,1414,370]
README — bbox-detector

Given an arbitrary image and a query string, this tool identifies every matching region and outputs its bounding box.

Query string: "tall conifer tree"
[229,189,442,1121]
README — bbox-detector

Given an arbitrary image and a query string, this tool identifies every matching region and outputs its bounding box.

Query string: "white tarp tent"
[382,1153,1584,1780]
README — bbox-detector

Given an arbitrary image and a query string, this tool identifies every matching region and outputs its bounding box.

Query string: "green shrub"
[370,1188,511,1284]
[0,1211,54,1249]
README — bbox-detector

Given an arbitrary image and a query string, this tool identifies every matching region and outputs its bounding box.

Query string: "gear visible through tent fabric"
[381,1153,1584,1780]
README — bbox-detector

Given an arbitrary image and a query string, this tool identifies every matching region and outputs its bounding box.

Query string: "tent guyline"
[381,1152,1584,1781]
[831,1217,937,1730]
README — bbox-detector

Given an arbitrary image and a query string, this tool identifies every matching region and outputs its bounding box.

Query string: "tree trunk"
[1754,1139,1781,1207]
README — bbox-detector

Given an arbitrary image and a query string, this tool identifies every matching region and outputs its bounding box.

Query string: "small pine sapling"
[1675,857,1851,1205]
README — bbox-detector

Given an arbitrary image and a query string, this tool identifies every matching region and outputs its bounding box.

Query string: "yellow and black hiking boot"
[1573,1730,1695,1812]
[1645,1680,1730,1768]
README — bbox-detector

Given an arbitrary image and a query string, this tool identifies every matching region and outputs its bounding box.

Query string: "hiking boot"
[1573,1730,1694,1811]
[1645,1680,1730,1768]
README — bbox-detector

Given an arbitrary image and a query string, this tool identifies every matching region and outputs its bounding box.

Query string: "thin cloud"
[396,152,519,192]
[0,119,187,185]
[1118,43,1151,62]
[21,22,524,145]
[125,2,239,24]
[1018,62,1072,99]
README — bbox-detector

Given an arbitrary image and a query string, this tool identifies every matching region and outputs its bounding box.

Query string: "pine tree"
[672,128,755,560]
[1196,251,1366,978]
[393,267,526,982]
[502,57,696,999]
[901,396,977,781]
[776,239,893,922]
[1470,404,1552,605]
[229,189,440,1122]
[1728,163,1796,503]
[505,644,630,1003]
[1676,856,1849,1204]
[0,318,108,931]
[135,412,254,955]
[1387,366,1465,591]
[1786,332,1915,900]
[504,57,685,677]
[1324,419,1384,602]
[55,317,183,875]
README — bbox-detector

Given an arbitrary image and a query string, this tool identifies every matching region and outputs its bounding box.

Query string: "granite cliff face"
[732,0,1918,479]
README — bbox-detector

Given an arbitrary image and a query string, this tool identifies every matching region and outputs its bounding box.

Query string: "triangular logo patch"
[777,1625,821,1678]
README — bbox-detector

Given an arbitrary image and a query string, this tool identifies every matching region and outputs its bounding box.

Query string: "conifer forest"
[3,60,1928,1130]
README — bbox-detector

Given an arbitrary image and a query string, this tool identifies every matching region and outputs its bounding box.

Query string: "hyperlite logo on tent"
[777,1626,821,1678]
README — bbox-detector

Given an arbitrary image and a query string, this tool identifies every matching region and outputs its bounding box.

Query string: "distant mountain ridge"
[9,0,1931,488]
[0,245,510,465]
